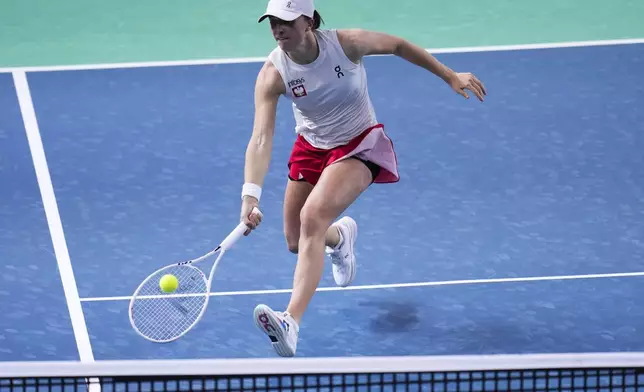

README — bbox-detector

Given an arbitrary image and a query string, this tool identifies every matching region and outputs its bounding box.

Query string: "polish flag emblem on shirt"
[292,85,307,97]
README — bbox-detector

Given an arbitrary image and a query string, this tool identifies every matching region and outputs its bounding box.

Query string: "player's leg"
[325,158,380,286]
[283,178,342,254]
[283,178,313,253]
[286,157,373,323]
[254,158,373,356]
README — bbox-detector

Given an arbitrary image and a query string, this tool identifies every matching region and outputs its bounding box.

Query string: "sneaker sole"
[253,304,295,357]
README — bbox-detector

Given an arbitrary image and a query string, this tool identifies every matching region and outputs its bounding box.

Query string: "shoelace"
[329,251,343,264]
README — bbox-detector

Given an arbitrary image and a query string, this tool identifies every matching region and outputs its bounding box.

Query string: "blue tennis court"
[1,42,643,362]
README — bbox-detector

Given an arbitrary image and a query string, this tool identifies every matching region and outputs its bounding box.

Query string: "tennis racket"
[128,207,262,343]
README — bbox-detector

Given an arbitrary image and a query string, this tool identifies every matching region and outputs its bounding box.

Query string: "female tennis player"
[240,0,486,357]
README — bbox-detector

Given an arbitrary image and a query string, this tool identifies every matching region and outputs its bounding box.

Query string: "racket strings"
[130,265,209,342]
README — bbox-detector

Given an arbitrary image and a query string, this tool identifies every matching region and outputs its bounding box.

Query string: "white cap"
[257,0,315,23]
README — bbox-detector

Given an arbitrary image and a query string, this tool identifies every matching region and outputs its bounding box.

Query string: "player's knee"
[284,227,300,254]
[286,240,299,254]
[299,204,329,238]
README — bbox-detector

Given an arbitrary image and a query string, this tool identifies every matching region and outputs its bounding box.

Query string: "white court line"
[80,271,644,302]
[12,72,97,380]
[1,38,643,73]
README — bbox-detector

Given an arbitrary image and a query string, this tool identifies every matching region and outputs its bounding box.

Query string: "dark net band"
[2,368,644,392]
[2,354,644,392]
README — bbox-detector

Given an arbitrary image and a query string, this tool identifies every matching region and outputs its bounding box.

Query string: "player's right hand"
[241,196,262,236]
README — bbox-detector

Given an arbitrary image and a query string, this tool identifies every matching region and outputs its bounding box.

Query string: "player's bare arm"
[241,60,285,232]
[337,29,487,101]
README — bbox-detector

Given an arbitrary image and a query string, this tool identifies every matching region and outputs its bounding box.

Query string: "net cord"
[2,352,644,378]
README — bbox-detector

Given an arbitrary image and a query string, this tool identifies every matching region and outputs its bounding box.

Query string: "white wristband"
[241,183,262,201]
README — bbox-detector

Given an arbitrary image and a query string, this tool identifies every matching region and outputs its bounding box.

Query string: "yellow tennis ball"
[159,274,179,293]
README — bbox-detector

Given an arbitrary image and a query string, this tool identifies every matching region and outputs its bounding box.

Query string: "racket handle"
[220,207,262,251]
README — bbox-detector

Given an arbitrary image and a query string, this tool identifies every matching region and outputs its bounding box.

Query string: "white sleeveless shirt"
[268,29,378,149]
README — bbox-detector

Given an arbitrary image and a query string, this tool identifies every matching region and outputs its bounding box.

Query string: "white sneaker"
[326,216,358,287]
[253,304,299,357]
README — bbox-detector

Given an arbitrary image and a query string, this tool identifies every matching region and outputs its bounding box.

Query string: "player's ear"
[305,16,314,31]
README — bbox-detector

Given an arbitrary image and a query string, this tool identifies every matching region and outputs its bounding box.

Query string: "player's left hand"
[450,72,486,101]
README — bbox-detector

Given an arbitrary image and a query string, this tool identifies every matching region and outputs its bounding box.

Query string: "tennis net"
[2,352,644,392]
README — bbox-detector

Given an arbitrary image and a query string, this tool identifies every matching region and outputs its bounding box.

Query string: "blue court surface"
[1,43,643,361]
